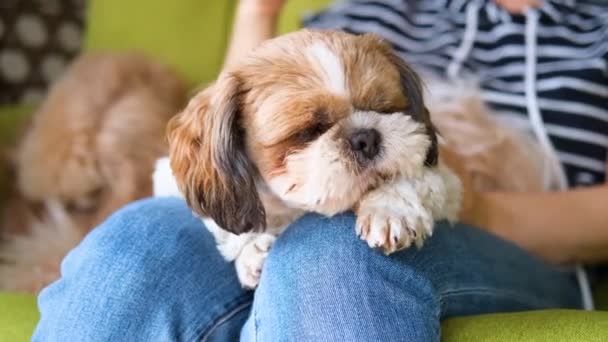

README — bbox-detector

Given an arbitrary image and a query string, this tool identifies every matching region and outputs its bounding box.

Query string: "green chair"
[1,1,606,341]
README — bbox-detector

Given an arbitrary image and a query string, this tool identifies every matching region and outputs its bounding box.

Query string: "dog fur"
[424,77,557,192]
[156,30,462,288]
[0,52,188,292]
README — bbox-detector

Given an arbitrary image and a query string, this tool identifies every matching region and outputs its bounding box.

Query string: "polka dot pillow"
[0,0,86,106]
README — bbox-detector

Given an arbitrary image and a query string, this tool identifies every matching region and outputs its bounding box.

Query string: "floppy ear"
[167,73,266,234]
[389,54,438,167]
[366,34,439,166]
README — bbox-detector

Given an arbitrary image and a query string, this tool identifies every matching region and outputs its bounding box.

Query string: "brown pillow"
[0,0,86,106]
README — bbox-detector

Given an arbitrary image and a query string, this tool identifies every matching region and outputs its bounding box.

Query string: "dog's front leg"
[355,164,461,254]
[202,218,276,289]
[234,233,276,289]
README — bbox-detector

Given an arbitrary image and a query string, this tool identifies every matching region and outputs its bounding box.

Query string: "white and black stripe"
[304,0,608,187]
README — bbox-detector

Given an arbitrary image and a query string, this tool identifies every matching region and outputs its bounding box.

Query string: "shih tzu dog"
[0,52,187,292]
[154,30,462,288]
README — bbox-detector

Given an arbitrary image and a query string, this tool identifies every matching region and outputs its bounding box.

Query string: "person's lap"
[32,197,581,342]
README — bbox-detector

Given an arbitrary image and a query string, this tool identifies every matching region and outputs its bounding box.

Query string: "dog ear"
[365,34,439,166]
[389,54,438,167]
[167,73,266,234]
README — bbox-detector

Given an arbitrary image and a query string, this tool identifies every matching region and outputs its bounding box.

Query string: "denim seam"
[440,287,562,313]
[195,296,253,342]
[253,297,260,342]
[433,290,442,329]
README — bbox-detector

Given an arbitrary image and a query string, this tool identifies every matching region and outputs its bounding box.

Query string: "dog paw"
[234,234,276,289]
[356,185,434,254]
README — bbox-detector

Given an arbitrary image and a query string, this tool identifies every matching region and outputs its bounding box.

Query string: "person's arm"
[223,0,285,70]
[441,146,608,265]
[467,183,608,265]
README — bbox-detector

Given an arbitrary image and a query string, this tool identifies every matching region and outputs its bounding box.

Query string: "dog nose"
[349,129,381,159]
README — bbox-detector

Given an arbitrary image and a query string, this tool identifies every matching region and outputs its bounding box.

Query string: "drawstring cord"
[524,6,594,311]
[523,8,567,191]
[447,1,594,311]
[576,266,594,311]
[448,2,565,191]
[446,1,479,79]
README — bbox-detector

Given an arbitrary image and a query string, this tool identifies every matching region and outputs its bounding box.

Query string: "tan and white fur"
[154,30,462,289]
[0,52,187,292]
[424,77,558,192]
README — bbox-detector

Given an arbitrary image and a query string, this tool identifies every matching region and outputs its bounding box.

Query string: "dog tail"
[0,200,84,293]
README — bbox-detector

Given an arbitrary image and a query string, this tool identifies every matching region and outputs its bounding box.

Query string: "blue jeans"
[33,198,581,341]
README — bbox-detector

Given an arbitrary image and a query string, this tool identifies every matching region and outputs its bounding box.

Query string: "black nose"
[349,129,381,159]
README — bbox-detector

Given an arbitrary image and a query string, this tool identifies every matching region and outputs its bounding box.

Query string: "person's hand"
[238,0,286,17]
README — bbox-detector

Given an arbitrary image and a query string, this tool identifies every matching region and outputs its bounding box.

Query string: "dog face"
[168,30,437,234]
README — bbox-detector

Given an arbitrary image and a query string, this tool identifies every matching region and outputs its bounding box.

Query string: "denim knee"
[60,198,195,271]
[35,197,247,342]
[261,212,434,291]
[262,212,362,286]
[249,212,441,341]
[88,197,197,245]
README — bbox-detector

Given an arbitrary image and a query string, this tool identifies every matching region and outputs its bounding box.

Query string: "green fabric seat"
[0,293,39,342]
[1,1,606,341]
[2,292,607,342]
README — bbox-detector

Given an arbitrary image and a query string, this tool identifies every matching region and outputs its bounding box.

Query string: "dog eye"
[375,103,408,114]
[295,122,331,142]
[382,106,406,114]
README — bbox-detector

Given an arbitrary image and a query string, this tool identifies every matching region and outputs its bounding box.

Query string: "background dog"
[0,52,188,292]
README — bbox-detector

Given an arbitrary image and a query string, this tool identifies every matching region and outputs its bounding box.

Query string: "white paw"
[356,195,433,254]
[234,234,276,289]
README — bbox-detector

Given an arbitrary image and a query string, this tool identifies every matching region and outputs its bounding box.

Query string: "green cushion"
[85,0,238,86]
[85,0,333,87]
[0,104,33,148]
[278,0,333,34]
[442,310,608,341]
[0,293,39,342]
[0,104,34,208]
[1,293,607,341]
[0,110,34,340]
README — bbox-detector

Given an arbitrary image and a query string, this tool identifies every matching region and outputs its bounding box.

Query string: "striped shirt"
[304,0,608,188]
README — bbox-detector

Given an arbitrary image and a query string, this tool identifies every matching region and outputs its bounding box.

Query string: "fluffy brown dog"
[155,30,462,288]
[0,52,188,292]
[425,78,556,193]
[156,30,552,290]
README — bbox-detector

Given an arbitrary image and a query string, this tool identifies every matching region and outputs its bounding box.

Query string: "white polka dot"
[0,50,30,82]
[21,88,45,104]
[57,22,81,52]
[16,14,47,47]
[41,55,67,82]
